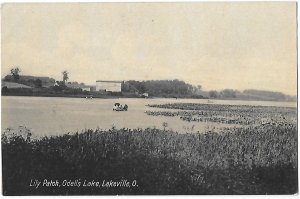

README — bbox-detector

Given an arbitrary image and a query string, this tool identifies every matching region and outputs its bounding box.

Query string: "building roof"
[2,81,32,89]
[96,80,123,83]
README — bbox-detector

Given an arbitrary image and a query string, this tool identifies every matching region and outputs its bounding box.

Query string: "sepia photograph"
[1,2,298,195]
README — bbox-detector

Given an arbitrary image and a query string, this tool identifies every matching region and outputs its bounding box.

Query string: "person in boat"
[113,103,128,111]
[113,103,120,111]
[113,103,124,111]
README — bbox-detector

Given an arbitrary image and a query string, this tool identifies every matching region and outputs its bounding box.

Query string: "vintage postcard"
[1,2,297,195]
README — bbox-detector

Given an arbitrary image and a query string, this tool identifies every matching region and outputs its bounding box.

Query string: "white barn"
[96,80,123,92]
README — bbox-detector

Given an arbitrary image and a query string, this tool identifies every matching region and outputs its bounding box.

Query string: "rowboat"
[113,103,128,111]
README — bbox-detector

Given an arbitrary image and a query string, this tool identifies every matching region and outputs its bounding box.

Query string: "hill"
[207,89,296,102]
[4,75,56,88]
[2,81,32,89]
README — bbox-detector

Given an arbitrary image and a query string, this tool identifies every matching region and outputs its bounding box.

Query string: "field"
[2,102,297,195]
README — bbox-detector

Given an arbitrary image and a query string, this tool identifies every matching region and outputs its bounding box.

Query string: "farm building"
[66,82,95,92]
[82,86,96,92]
[96,80,123,92]
[141,93,149,98]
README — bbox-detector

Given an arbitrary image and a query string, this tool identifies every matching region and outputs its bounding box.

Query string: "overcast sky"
[2,3,297,95]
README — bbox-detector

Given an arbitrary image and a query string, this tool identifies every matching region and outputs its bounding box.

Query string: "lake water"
[1,96,296,137]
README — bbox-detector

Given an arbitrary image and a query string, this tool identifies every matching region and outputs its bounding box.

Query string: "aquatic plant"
[146,103,296,126]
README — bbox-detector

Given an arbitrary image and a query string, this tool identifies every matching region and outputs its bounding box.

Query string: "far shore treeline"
[1,67,296,101]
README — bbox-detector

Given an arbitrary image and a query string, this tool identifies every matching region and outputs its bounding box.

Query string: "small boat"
[207,100,213,104]
[113,103,128,111]
[85,95,93,99]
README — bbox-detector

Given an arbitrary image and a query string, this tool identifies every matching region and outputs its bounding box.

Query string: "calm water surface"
[1,96,296,137]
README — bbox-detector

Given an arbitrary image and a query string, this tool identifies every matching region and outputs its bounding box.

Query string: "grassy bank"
[1,87,128,99]
[2,125,297,195]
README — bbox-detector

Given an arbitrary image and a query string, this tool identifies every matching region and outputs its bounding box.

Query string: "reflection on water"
[1,96,296,137]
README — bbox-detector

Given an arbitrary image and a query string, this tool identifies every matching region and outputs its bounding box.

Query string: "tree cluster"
[123,79,202,97]
[208,89,237,98]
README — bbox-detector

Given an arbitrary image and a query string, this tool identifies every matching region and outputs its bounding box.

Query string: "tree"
[2,86,9,95]
[34,79,42,88]
[10,67,21,82]
[209,90,219,98]
[220,89,236,98]
[62,71,69,84]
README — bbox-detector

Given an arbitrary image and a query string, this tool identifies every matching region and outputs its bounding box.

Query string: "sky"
[1,3,297,95]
